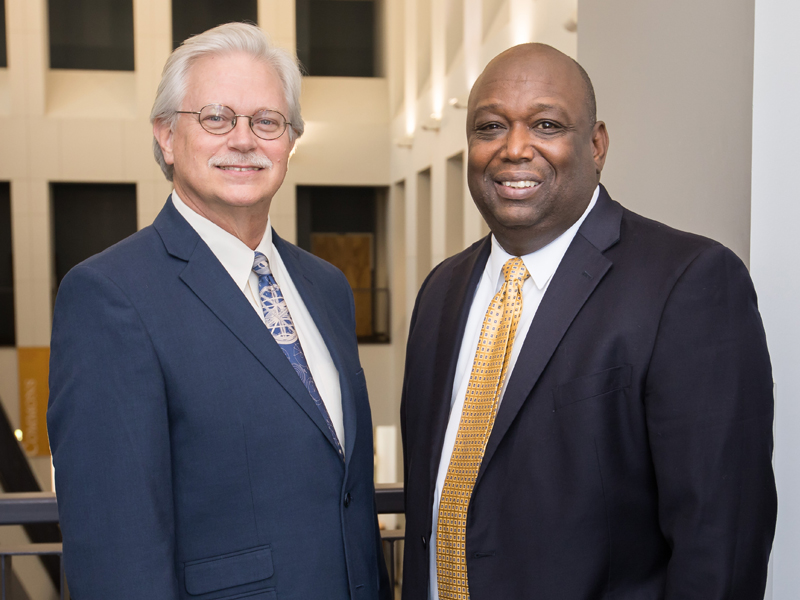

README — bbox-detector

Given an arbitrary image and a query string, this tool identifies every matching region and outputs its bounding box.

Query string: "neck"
[492,227,565,257]
[176,189,270,250]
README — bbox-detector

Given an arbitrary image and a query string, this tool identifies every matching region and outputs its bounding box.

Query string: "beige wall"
[577,0,755,265]
[0,0,392,596]
[4,0,785,597]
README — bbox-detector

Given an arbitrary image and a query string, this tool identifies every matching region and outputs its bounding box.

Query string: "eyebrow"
[474,101,563,113]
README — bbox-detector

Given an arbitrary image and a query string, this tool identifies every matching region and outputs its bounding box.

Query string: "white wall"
[750,0,800,597]
[577,0,755,265]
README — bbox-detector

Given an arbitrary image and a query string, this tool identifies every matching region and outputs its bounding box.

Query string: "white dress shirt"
[171,192,345,449]
[428,186,599,599]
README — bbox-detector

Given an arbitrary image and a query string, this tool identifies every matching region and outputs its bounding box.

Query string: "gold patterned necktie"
[437,257,530,600]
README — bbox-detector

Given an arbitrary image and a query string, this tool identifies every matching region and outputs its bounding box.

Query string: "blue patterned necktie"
[252,251,344,461]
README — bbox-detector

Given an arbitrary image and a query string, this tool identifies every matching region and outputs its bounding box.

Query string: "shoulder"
[596,203,758,322]
[61,225,167,292]
[81,224,163,271]
[614,204,740,275]
[425,236,489,290]
[408,236,490,327]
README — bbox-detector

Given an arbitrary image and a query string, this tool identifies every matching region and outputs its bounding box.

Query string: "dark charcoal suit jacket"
[401,186,776,599]
[48,198,390,600]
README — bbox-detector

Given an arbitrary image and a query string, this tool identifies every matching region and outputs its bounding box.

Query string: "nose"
[226,116,258,152]
[504,123,535,162]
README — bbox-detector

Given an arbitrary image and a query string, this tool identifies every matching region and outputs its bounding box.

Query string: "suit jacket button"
[422,536,427,548]
[344,493,352,507]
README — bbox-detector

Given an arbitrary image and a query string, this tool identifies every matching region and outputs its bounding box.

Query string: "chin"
[493,209,545,230]
[217,191,270,209]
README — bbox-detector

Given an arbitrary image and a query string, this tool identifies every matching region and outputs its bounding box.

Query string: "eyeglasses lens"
[251,110,285,138]
[199,105,234,133]
[198,104,286,140]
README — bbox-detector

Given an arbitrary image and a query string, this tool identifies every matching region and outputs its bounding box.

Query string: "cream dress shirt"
[428,186,599,599]
[171,191,345,450]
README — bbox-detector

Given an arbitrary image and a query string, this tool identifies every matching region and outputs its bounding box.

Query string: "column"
[750,0,800,596]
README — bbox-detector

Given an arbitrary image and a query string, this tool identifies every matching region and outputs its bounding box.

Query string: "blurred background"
[0,0,797,597]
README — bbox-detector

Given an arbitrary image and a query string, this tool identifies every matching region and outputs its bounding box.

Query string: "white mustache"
[208,152,273,169]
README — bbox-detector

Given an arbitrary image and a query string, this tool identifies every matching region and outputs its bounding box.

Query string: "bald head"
[469,43,597,127]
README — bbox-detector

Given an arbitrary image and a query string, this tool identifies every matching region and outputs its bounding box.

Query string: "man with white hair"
[48,22,390,600]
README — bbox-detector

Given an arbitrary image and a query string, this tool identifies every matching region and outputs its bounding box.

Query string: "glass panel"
[172,0,258,49]
[48,0,134,70]
[296,0,375,77]
[51,183,137,297]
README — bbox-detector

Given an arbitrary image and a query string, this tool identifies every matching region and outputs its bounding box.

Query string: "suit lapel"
[475,187,622,487]
[154,201,341,457]
[427,237,491,488]
[272,233,358,465]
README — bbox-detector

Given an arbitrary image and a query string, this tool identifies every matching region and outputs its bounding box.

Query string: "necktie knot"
[501,257,530,284]
[253,252,272,276]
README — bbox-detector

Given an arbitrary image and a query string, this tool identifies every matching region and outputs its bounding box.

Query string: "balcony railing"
[0,486,405,599]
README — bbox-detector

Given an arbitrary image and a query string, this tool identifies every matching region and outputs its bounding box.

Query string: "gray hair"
[150,22,305,181]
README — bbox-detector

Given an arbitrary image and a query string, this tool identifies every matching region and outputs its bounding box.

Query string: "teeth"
[220,166,260,171]
[502,181,539,189]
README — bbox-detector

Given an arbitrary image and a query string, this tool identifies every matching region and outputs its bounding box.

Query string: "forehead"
[471,54,586,118]
[183,52,286,112]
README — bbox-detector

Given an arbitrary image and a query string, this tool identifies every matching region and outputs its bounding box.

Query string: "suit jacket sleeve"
[47,265,180,600]
[645,244,776,599]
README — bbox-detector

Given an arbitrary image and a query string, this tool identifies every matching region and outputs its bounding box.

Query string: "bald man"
[401,44,776,600]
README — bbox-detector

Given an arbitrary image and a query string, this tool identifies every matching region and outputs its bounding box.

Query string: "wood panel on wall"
[311,233,373,338]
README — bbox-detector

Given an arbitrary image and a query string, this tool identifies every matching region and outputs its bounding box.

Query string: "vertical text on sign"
[18,347,51,457]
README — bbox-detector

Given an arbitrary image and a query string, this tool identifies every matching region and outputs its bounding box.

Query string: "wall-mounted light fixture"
[421,115,442,132]
[396,136,414,148]
[564,9,577,33]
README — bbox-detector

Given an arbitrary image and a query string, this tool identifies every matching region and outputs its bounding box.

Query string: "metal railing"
[0,493,66,600]
[0,400,63,593]
[0,485,405,599]
[375,483,405,594]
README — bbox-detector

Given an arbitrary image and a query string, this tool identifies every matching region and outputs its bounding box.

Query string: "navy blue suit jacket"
[48,199,389,600]
[401,186,776,599]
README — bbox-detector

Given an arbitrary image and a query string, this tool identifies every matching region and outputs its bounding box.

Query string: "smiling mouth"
[217,166,262,172]
[500,180,540,189]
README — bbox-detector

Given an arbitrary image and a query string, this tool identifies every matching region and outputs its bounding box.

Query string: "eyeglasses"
[176,104,292,140]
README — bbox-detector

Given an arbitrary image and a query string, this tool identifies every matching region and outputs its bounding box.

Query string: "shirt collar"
[171,190,272,291]
[488,185,600,291]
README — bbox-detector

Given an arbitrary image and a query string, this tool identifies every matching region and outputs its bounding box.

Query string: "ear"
[153,119,176,166]
[591,121,609,175]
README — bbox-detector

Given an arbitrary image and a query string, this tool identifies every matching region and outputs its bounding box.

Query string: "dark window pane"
[0,0,7,68]
[0,183,14,346]
[296,0,375,77]
[52,183,137,296]
[172,0,258,49]
[48,0,134,70]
